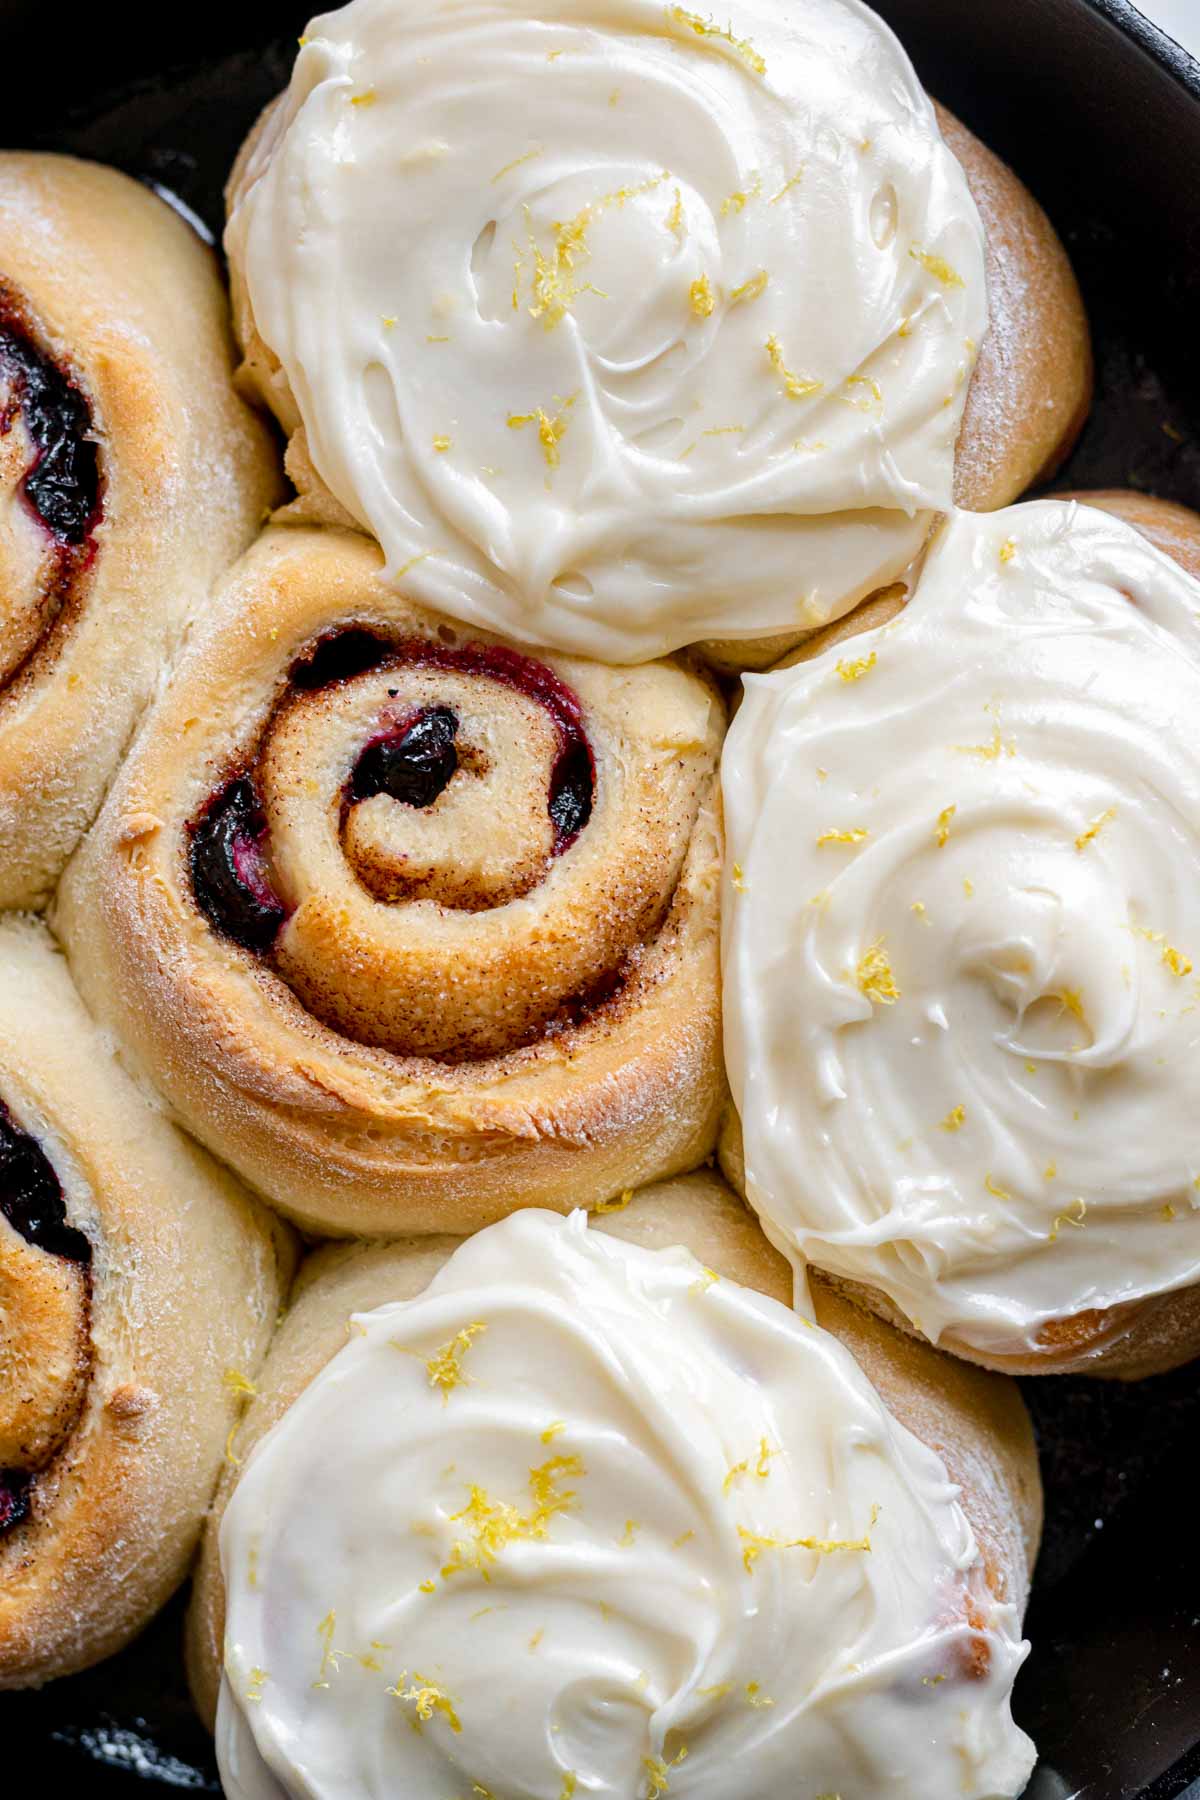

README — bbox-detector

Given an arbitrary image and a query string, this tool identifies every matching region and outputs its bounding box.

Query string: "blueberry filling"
[352,706,460,808]
[0,311,100,546]
[0,1100,91,1265]
[0,1468,32,1537]
[189,776,288,952]
[190,635,597,947]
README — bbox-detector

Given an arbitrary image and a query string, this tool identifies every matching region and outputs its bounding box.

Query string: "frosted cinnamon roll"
[0,915,292,1689]
[0,153,280,910]
[224,0,1088,669]
[56,525,724,1236]
[187,1174,1039,1800]
[722,495,1200,1376]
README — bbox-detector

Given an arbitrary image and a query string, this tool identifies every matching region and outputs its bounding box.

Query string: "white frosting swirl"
[227,0,987,661]
[723,499,1200,1360]
[216,1210,1032,1800]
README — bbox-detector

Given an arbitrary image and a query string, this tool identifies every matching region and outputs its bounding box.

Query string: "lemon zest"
[729,269,769,305]
[816,826,868,847]
[492,145,543,184]
[667,5,766,75]
[1075,808,1116,852]
[508,405,570,468]
[690,274,716,317]
[856,938,900,1006]
[910,245,964,287]
[424,1322,487,1400]
[643,1745,689,1797]
[769,169,804,204]
[595,1189,634,1214]
[746,1681,774,1708]
[940,1105,966,1133]
[765,333,823,401]
[836,650,876,682]
[936,804,956,847]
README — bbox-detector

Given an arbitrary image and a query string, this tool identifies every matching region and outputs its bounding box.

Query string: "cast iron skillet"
[2,1,1199,1794]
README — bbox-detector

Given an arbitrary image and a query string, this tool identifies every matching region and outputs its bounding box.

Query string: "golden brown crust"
[0,153,282,910]
[937,106,1092,512]
[187,1170,1039,1728]
[55,525,726,1237]
[0,915,294,1690]
[1055,487,1200,582]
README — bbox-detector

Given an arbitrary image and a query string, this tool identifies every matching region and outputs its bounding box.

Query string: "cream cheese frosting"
[226,0,987,661]
[216,1209,1032,1800]
[723,499,1200,1360]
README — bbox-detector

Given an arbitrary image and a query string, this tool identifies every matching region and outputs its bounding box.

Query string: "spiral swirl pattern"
[723,500,1200,1363]
[0,292,99,692]
[0,915,286,1688]
[216,1210,1032,1800]
[227,0,987,660]
[58,526,724,1235]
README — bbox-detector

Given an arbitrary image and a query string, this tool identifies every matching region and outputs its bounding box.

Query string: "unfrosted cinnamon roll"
[223,0,1088,671]
[187,1172,1039,1800]
[722,493,1200,1377]
[56,525,724,1237]
[0,153,281,910]
[0,915,292,1689]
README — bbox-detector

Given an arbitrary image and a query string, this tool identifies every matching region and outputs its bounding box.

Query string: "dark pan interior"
[3,1,1200,1794]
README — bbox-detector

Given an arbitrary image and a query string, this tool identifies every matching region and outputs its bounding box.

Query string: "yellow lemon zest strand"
[620,1519,639,1546]
[643,1746,689,1797]
[755,1438,775,1478]
[391,1677,462,1733]
[940,1105,966,1133]
[667,5,766,75]
[697,1681,734,1699]
[1049,1197,1088,1243]
[244,1668,269,1704]
[1163,1202,1178,1222]
[508,405,570,468]
[689,274,715,317]
[769,168,804,204]
[690,1266,720,1294]
[224,1368,258,1400]
[313,1610,339,1689]
[746,1681,775,1708]
[418,1579,436,1594]
[432,435,452,453]
[731,861,748,893]
[738,1523,872,1573]
[723,1460,748,1495]
[666,186,686,241]
[935,803,956,847]
[442,1456,585,1581]
[729,269,769,305]
[856,938,900,1006]
[530,1627,545,1651]
[594,1189,634,1214]
[836,650,876,682]
[999,537,1017,564]
[424,1322,487,1401]
[963,876,975,898]
[1054,988,1087,1025]
[765,333,823,401]
[350,89,377,108]
[843,374,883,411]
[560,1776,578,1800]
[492,145,543,184]
[910,245,964,287]
[955,711,1014,760]
[1130,924,1194,977]
[541,1420,567,1443]
[1075,808,1116,853]
[984,1173,1011,1202]
[816,826,868,847]
[673,1528,696,1548]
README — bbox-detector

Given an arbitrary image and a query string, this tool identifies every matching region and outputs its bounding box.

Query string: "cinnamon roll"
[0,152,281,911]
[223,0,1088,670]
[722,494,1200,1376]
[56,525,724,1237]
[187,1173,1039,1800]
[0,914,292,1689]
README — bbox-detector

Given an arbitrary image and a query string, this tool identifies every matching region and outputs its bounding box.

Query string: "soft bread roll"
[223,1,1088,676]
[0,915,293,1689]
[188,1170,1040,1738]
[0,153,281,909]
[55,525,725,1237]
[721,492,1200,1378]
